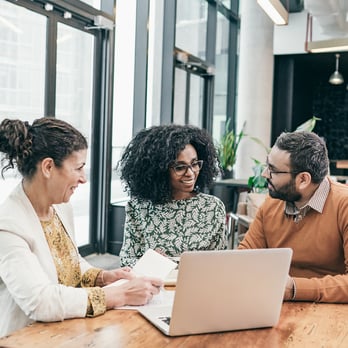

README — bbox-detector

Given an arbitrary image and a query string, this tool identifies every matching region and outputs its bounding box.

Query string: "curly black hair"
[117,124,221,204]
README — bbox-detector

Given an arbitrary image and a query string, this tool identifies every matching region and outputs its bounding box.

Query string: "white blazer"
[0,183,94,337]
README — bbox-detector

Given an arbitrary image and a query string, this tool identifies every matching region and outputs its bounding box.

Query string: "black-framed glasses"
[171,160,203,176]
[264,164,299,179]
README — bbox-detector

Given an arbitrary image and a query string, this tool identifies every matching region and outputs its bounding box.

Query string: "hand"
[155,248,167,257]
[283,275,295,301]
[103,277,164,308]
[100,267,136,286]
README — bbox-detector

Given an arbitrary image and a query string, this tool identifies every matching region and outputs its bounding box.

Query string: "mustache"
[267,179,274,189]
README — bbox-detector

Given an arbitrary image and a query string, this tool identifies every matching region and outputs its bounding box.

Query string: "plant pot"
[223,169,234,179]
[246,192,268,219]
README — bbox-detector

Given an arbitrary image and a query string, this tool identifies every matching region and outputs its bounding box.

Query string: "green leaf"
[294,116,321,132]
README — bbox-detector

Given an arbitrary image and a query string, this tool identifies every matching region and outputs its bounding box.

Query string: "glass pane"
[176,0,208,60]
[56,23,94,246]
[188,74,203,127]
[221,0,231,9]
[212,11,229,144]
[80,0,114,15]
[80,0,101,10]
[111,0,136,204]
[0,1,46,202]
[173,68,187,125]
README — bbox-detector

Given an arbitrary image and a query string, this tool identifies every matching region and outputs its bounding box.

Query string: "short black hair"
[117,124,221,204]
[275,131,329,183]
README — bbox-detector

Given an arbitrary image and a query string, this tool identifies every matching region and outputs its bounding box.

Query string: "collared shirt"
[285,176,330,223]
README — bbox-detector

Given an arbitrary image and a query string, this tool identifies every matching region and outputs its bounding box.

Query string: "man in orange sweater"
[239,131,348,303]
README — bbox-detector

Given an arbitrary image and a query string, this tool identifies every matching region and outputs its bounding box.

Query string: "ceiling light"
[329,54,344,85]
[307,38,348,53]
[305,13,348,53]
[257,0,289,25]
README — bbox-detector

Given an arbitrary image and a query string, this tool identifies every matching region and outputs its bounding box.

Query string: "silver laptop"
[138,248,292,336]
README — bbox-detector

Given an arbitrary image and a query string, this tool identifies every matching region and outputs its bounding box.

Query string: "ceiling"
[280,0,348,37]
[277,0,348,80]
[303,1,348,79]
[304,0,348,37]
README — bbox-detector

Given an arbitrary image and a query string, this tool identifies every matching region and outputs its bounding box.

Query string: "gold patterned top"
[41,209,106,317]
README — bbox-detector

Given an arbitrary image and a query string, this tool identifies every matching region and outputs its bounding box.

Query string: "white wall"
[274,10,343,55]
[274,12,308,54]
[234,0,274,179]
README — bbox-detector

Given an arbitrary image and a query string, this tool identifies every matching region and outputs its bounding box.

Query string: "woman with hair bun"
[0,117,162,338]
[118,124,227,267]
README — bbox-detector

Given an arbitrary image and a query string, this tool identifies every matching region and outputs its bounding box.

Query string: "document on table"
[104,249,177,309]
[132,248,177,279]
[117,288,176,310]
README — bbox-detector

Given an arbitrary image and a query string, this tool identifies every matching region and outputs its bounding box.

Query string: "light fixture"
[64,11,72,19]
[329,54,344,85]
[307,38,348,53]
[257,0,289,26]
[305,13,348,53]
[44,3,53,11]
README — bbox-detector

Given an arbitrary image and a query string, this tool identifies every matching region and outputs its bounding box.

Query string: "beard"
[268,178,301,202]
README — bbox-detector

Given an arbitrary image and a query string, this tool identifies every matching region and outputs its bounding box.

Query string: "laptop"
[138,248,292,336]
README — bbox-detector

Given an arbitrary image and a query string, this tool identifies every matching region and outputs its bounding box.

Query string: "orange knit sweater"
[239,180,348,303]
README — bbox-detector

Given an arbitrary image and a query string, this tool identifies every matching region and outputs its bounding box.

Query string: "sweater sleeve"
[237,203,268,249]
[293,274,348,303]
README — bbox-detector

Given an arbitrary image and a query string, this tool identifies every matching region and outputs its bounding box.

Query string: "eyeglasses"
[264,164,299,179]
[171,160,203,176]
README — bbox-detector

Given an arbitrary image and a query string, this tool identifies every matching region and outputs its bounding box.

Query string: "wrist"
[96,270,106,287]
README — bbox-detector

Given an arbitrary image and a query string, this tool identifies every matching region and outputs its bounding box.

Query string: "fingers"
[121,266,132,272]
[146,276,164,288]
[154,248,167,257]
[120,269,136,280]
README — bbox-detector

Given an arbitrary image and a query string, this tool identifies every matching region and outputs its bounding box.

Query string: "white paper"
[117,288,175,310]
[132,249,178,278]
[104,249,178,288]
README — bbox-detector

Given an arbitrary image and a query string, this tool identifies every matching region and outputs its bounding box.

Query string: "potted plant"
[248,159,268,193]
[218,119,245,179]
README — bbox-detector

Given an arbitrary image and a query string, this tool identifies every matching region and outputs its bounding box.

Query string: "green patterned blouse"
[120,193,227,267]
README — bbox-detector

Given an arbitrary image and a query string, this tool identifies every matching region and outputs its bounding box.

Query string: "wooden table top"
[1,301,348,347]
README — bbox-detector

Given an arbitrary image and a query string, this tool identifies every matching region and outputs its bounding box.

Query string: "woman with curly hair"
[118,124,227,267]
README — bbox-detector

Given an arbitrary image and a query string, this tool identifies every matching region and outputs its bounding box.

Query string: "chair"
[226,212,239,249]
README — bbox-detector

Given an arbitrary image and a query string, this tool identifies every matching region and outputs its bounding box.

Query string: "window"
[56,23,94,246]
[0,1,46,201]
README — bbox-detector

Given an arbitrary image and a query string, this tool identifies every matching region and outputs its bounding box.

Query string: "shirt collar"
[285,176,330,216]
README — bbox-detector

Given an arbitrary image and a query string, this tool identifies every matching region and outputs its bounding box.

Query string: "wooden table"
[1,302,348,347]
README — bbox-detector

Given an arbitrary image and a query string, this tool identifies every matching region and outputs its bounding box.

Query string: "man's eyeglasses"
[171,160,203,176]
[264,164,299,179]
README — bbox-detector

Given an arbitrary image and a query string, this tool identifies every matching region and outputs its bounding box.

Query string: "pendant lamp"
[329,54,344,85]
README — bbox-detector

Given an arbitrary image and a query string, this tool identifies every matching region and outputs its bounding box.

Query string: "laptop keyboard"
[159,316,171,325]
